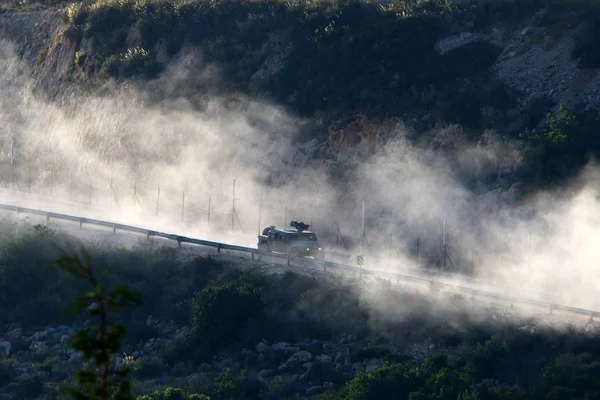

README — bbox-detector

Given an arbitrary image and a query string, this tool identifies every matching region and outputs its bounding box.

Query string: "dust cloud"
[1,38,600,314]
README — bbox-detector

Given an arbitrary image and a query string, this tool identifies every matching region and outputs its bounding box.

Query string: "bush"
[188,279,265,349]
[137,387,210,400]
[0,222,76,326]
[520,104,600,190]
[460,335,510,381]
[65,0,511,127]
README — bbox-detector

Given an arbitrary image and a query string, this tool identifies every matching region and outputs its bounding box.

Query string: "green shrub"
[0,222,76,326]
[520,104,600,189]
[65,0,510,125]
[343,362,423,400]
[137,386,210,400]
[208,370,262,400]
[188,279,265,349]
[460,336,510,381]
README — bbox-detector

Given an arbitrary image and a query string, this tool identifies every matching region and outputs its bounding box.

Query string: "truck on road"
[257,220,325,261]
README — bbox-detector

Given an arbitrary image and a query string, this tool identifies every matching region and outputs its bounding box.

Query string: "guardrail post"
[549,305,553,315]
[251,250,254,261]
[287,252,291,267]
[46,213,49,225]
[112,224,116,234]
[177,239,182,249]
[79,219,83,229]
[217,244,221,254]
[589,311,594,323]
[146,231,150,241]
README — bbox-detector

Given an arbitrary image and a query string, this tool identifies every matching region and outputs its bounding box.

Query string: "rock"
[342,372,354,380]
[323,343,336,354]
[0,340,11,357]
[258,369,275,378]
[272,342,290,351]
[304,341,323,355]
[57,350,69,361]
[279,351,314,372]
[323,382,337,390]
[335,364,352,374]
[306,386,323,396]
[215,357,233,370]
[298,363,315,382]
[352,362,365,372]
[16,372,31,382]
[199,363,212,372]
[188,373,212,387]
[29,341,48,355]
[256,342,270,353]
[521,27,534,36]
[4,328,22,340]
[287,351,314,364]
[316,354,332,364]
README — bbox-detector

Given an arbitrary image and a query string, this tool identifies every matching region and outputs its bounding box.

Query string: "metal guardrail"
[1,202,599,322]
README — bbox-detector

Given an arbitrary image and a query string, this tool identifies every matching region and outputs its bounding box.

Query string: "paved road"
[1,186,599,328]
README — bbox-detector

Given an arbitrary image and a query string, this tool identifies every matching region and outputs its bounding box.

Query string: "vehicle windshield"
[290,233,317,241]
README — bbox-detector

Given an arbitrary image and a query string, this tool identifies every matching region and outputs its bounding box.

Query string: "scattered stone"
[365,358,383,372]
[272,342,290,351]
[306,386,323,396]
[315,354,332,364]
[0,340,11,357]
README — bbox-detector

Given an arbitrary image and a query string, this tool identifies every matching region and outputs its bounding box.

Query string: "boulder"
[0,340,11,357]
[306,386,323,396]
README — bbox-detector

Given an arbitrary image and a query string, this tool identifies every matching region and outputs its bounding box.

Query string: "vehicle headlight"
[318,247,322,251]
[307,248,310,251]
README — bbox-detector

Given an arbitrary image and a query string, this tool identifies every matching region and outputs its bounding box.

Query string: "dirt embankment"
[0,8,78,100]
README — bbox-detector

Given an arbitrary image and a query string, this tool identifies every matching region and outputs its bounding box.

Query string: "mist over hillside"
[0,0,599,300]
[3,1,600,399]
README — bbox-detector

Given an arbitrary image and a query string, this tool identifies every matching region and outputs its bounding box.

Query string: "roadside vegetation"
[2,219,600,399]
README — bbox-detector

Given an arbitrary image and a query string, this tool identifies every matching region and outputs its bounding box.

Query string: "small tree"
[54,245,143,400]
[521,103,576,146]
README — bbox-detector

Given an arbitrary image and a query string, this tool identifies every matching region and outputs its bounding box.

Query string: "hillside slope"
[1,1,599,192]
[1,1,600,277]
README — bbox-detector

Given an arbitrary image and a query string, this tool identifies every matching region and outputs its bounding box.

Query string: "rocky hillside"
[1,0,599,197]
[2,218,600,400]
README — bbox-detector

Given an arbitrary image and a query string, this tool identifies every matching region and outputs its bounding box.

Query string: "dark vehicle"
[257,220,325,261]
